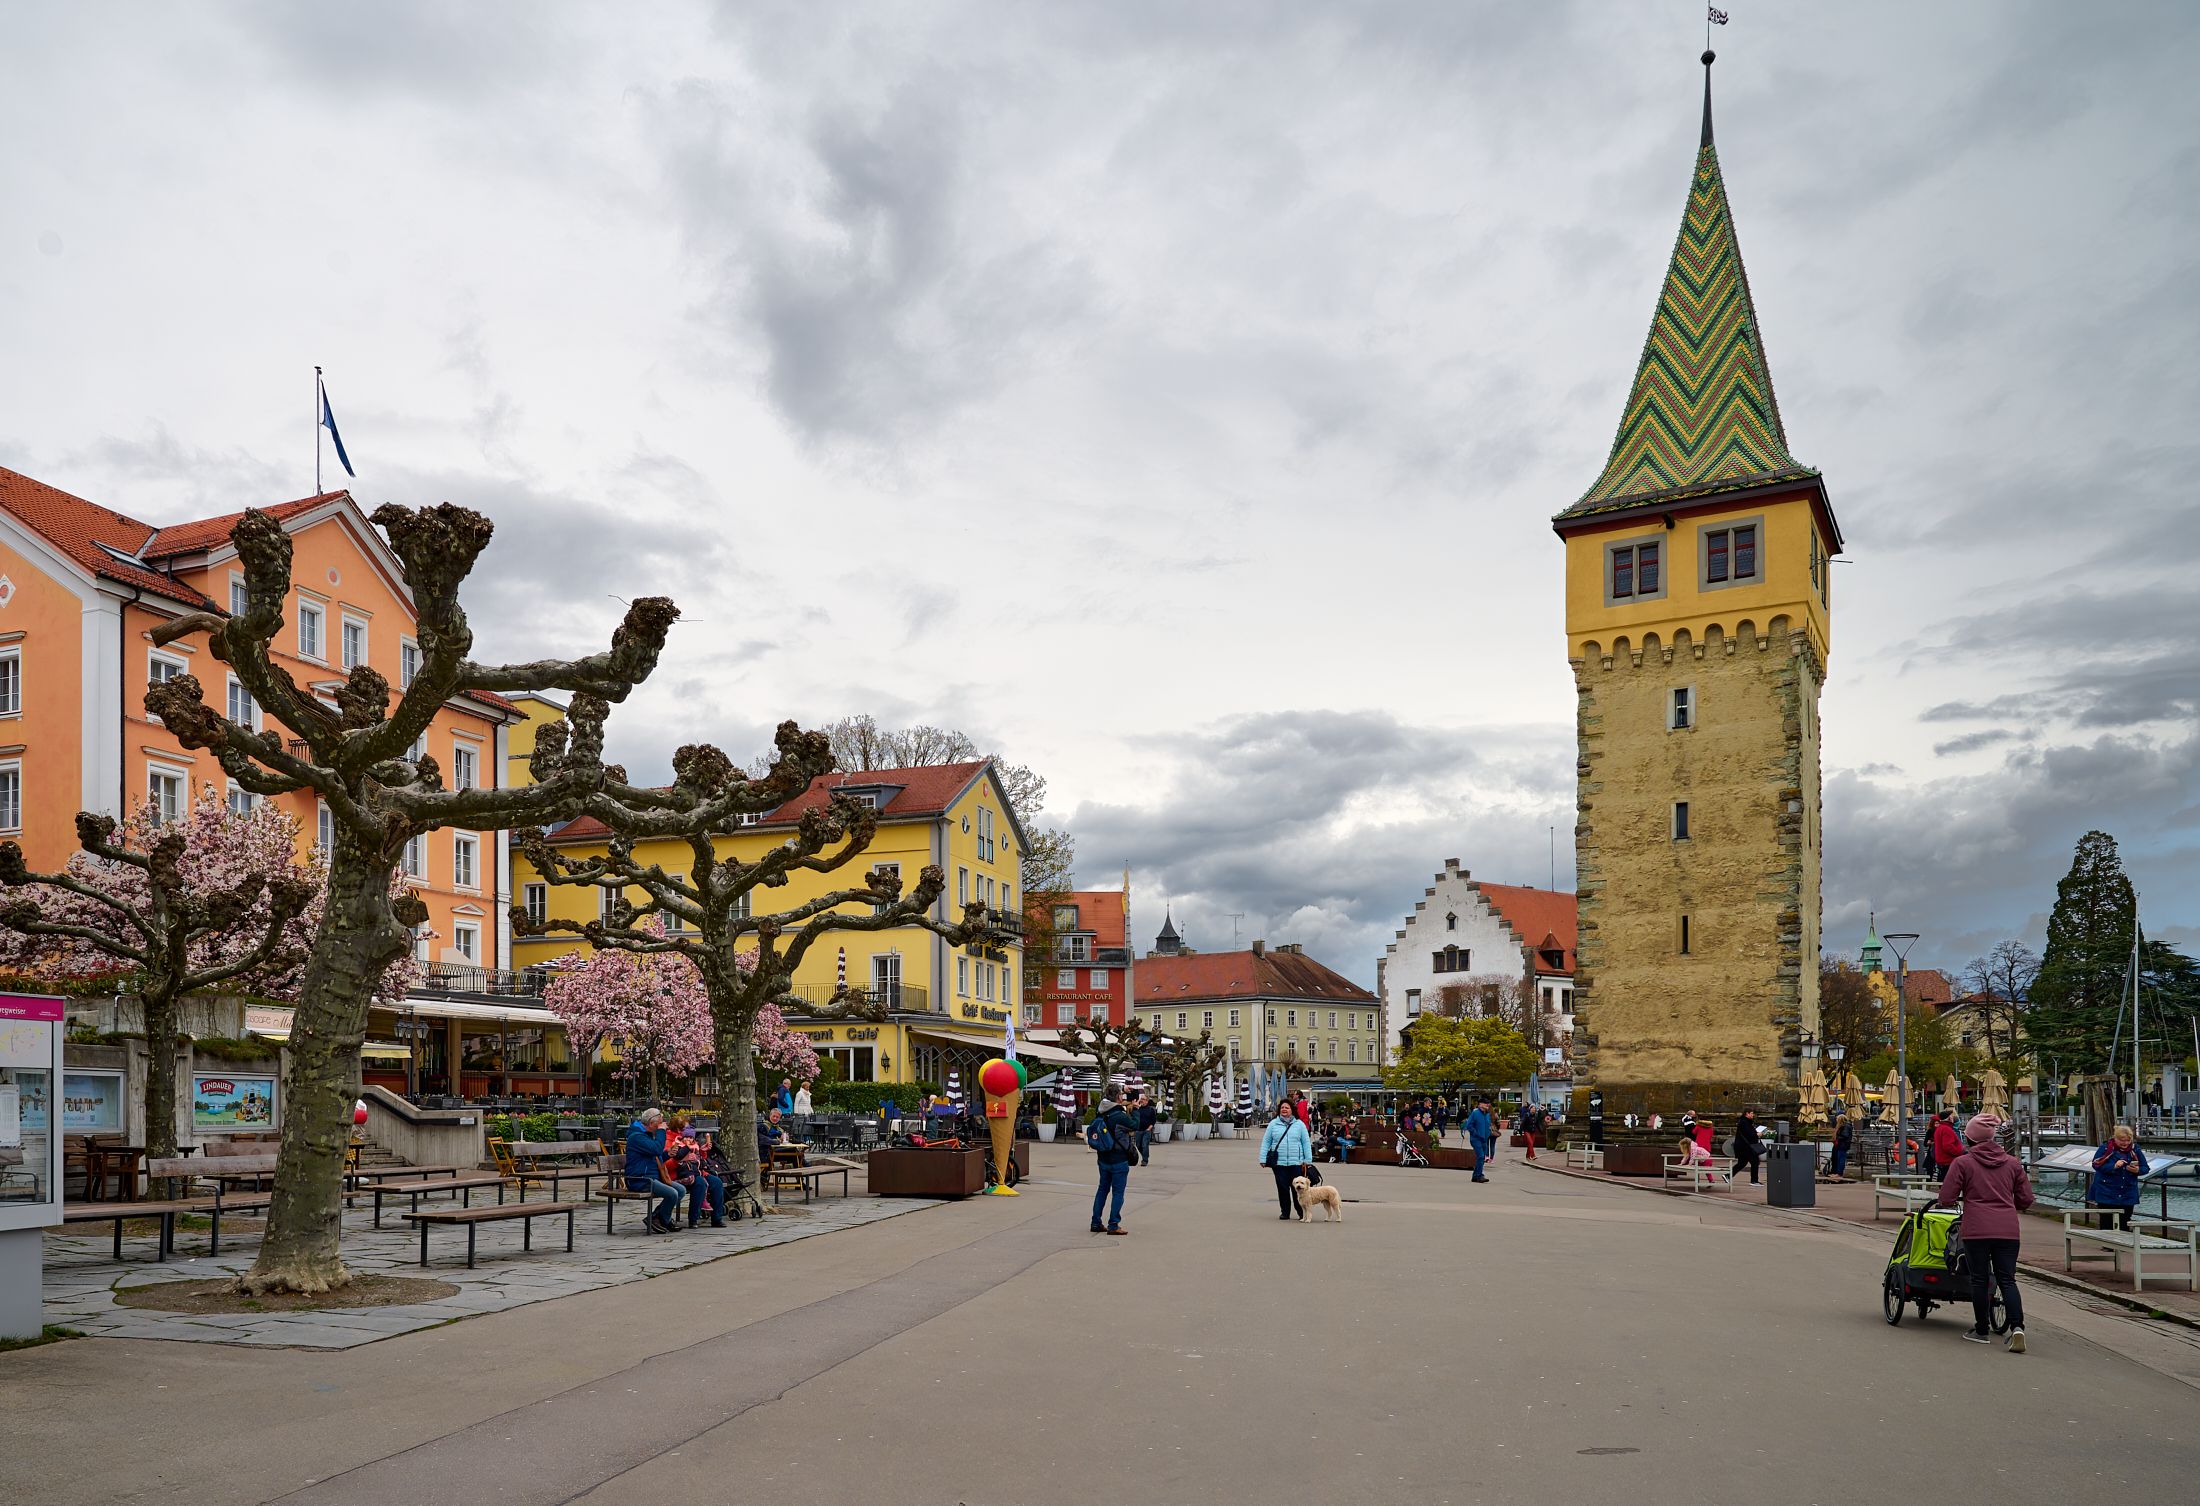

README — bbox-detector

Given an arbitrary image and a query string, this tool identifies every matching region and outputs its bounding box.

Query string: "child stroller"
[1394,1129,1432,1169]
[1882,1207,2007,1330]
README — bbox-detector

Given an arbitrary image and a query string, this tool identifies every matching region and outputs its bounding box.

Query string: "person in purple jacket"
[1936,1114,2035,1353]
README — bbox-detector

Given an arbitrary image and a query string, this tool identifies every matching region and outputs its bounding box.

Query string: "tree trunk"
[2080,1074,2119,1148]
[235,847,407,1295]
[141,983,183,1197]
[719,1025,760,1201]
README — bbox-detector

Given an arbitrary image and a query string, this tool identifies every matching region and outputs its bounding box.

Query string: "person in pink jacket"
[1936,1114,2034,1353]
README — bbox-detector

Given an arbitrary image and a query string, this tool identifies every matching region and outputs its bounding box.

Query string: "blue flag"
[320,384,356,479]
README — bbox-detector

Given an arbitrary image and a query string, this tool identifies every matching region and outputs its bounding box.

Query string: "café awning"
[909,1027,1082,1067]
[360,1042,413,1061]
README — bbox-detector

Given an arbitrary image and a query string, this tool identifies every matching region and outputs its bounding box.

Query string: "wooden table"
[85,1142,146,1202]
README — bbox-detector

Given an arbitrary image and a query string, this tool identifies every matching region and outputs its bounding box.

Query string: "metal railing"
[411,963,555,998]
[780,983,930,1016]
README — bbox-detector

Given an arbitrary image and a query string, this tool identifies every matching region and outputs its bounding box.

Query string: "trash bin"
[1767,1141,1816,1208]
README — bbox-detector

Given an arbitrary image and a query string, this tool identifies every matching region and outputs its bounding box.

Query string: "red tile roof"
[0,465,212,607]
[142,494,341,557]
[1135,947,1377,1006]
[1904,970,1956,1007]
[1475,883,1578,976]
[547,760,991,844]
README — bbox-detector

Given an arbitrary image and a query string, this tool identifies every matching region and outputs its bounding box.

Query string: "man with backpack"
[1087,1085,1136,1235]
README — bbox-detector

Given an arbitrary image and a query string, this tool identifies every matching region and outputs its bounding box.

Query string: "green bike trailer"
[1882,1206,2006,1330]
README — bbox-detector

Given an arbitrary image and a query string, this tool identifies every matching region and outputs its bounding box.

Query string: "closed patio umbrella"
[1978,1068,2010,1119]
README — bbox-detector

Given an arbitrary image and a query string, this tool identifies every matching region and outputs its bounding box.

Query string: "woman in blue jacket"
[1258,1103,1314,1220]
[2087,1125,2150,1231]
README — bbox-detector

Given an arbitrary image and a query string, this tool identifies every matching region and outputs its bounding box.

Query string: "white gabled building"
[1376,858,1577,1068]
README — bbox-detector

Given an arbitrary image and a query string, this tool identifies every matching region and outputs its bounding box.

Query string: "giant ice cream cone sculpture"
[978,1057,1027,1195]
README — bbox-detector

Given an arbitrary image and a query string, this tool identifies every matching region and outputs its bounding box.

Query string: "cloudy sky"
[3,2,2194,984]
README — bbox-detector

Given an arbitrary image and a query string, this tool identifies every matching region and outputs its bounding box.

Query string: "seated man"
[622,1109,685,1235]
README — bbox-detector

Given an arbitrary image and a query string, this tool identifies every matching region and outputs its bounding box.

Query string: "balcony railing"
[780,983,930,1016]
[409,963,555,999]
[978,908,1024,938]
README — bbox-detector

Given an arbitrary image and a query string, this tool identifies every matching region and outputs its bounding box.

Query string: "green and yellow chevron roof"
[1560,63,1818,522]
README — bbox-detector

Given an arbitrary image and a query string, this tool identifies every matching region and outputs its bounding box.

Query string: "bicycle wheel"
[1882,1274,1905,1325]
[1989,1287,2010,1334]
[1002,1153,1022,1188]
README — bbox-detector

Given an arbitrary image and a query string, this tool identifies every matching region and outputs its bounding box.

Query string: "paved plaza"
[5,1140,2197,1506]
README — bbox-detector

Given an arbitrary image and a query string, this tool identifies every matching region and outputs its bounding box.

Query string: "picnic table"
[370,1173,514,1228]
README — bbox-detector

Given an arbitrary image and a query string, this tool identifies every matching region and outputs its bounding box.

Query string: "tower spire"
[1701,49,1716,148]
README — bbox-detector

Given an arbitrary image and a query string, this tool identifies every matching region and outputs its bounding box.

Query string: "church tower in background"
[1556,51,1843,1120]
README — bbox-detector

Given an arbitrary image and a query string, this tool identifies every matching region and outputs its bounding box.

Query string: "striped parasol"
[1055,1078,1078,1118]
[1206,1073,1227,1112]
[836,946,846,995]
[1236,1075,1254,1115]
[945,1068,964,1109]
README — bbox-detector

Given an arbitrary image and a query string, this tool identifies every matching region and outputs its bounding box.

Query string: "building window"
[147,651,186,697]
[316,801,335,853]
[1227,1036,1241,1054]
[1328,1040,1338,1060]
[976,806,995,861]
[1266,1039,1278,1060]
[0,649,19,717]
[1328,1011,1337,1029]
[1406,988,1421,1016]
[1673,801,1690,841]
[1445,911,1457,931]
[0,763,19,832]
[1202,1011,1213,1029]
[1176,1012,1188,1031]
[341,616,367,669]
[226,784,256,817]
[228,575,248,615]
[871,862,900,915]
[404,835,427,879]
[1703,522,1759,585]
[452,745,478,791]
[451,923,479,963]
[979,963,994,1001]
[1058,969,1076,990]
[1669,686,1692,731]
[297,602,324,660]
[453,833,479,889]
[1431,946,1468,973]
[730,889,751,921]
[1679,914,1691,955]
[1608,538,1663,602]
[1228,1009,1240,1027]
[957,956,970,996]
[522,882,548,927]
[148,767,186,825]
[1347,1040,1357,1063]
[1091,967,1109,987]
[1266,1009,1276,1026]
[1052,904,1078,929]
[958,867,969,906]
[399,639,420,690]
[598,885,617,920]
[1023,1002,1040,1025]
[1286,1010,1296,1027]
[226,676,258,729]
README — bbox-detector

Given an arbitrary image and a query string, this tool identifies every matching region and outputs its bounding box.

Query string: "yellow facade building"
[1557,55,1844,1118]
[512,757,1027,1086]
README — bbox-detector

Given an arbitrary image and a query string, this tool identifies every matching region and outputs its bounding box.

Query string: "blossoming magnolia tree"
[0,789,419,1174]
[544,920,816,1104]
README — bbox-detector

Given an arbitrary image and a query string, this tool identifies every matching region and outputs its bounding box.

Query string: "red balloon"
[353,1102,369,1125]
[977,1059,1021,1098]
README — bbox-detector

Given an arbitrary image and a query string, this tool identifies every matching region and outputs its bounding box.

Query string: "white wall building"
[1377,858,1577,1067]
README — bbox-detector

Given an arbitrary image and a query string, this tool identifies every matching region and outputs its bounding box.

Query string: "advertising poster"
[60,1071,124,1133]
[191,1074,276,1131]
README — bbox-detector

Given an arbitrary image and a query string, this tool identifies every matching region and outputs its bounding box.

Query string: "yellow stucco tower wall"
[1556,54,1842,1118]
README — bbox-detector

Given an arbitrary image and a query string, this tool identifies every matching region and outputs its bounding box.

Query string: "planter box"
[1603,1143,1666,1177]
[1036,1122,1057,1142]
[867,1146,986,1198]
[1429,1148,1479,1171]
[1349,1145,1400,1165]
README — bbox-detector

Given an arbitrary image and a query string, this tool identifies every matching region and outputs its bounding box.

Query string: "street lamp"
[1885,932,1921,1166]
[1827,1041,1848,1121]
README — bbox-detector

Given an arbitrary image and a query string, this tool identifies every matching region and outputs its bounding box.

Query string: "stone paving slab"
[39,1188,940,1349]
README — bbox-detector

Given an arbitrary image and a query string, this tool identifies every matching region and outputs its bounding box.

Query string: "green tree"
[2028,831,2137,1072]
[1383,1015,1536,1091]
[1818,959,1884,1068]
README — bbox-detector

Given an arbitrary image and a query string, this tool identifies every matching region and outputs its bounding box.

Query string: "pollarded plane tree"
[1152,1029,1228,1122]
[516,729,1005,1178]
[1055,1017,1165,1100]
[0,794,316,1182]
[143,504,679,1294]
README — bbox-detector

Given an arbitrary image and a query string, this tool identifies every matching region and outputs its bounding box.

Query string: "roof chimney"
[1251,939,1265,956]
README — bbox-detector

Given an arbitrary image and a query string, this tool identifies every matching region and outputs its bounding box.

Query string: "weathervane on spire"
[1701,6,1727,147]
[1706,5,1728,51]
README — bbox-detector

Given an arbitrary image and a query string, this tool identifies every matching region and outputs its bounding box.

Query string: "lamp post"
[1885,932,1920,1167]
[1799,1030,1819,1133]
[1828,1041,1848,1123]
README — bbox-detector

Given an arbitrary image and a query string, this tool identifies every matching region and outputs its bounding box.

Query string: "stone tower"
[1557,52,1844,1121]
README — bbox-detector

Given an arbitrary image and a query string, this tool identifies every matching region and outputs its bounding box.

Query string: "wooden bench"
[2063,1213,2200,1292]
[506,1141,607,1202]
[1565,1142,1603,1171]
[595,1153,666,1234]
[1872,1175,1940,1221]
[403,1201,575,1268]
[1662,1154,1735,1191]
[370,1173,514,1228]
[59,1200,192,1261]
[764,1159,853,1203]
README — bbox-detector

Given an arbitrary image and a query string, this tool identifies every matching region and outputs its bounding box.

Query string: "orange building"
[0,466,521,979]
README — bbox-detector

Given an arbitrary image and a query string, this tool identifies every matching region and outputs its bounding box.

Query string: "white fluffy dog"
[1291,1175,1343,1222]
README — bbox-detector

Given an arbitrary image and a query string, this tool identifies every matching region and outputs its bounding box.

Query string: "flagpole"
[314,365,324,494]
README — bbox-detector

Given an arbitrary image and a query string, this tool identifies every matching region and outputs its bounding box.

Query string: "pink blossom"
[543,918,714,1077]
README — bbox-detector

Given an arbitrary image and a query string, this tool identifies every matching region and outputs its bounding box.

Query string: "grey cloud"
[1932,729,2017,757]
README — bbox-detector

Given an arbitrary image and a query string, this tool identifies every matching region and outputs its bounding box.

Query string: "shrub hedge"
[811,1081,941,1115]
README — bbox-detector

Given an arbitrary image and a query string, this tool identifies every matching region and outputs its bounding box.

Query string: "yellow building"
[1557,55,1844,1118]
[513,758,1027,1085]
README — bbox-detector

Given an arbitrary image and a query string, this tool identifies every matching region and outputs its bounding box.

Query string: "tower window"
[1679,914,1691,955]
[1609,539,1662,601]
[1669,687,1693,730]
[1700,517,1764,590]
[1445,911,1457,931]
[1673,801,1690,840]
